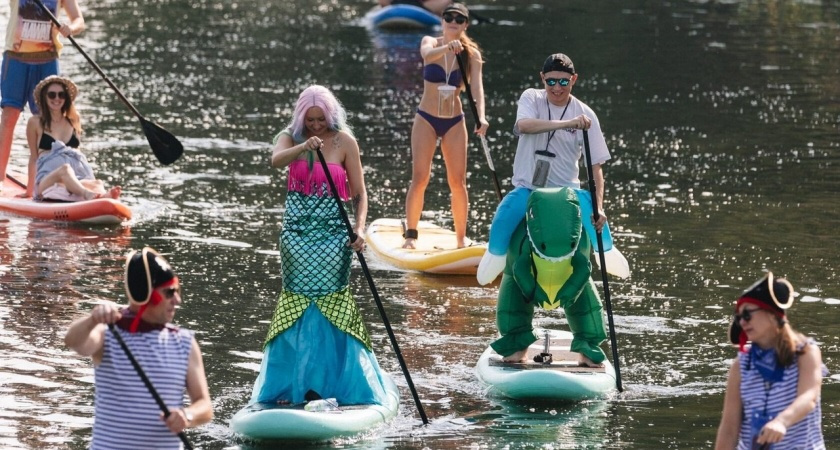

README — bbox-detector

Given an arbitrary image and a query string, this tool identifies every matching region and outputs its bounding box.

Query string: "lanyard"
[545,96,570,150]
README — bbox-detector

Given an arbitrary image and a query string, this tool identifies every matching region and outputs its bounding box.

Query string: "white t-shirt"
[511,89,610,190]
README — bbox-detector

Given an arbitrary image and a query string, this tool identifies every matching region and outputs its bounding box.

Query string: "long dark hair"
[458,33,482,85]
[38,82,82,135]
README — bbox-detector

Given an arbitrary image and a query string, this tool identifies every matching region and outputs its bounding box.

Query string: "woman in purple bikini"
[403,2,488,249]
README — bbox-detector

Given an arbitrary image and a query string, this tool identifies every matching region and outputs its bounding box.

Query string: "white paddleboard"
[366,218,486,275]
[476,329,616,401]
[230,375,400,442]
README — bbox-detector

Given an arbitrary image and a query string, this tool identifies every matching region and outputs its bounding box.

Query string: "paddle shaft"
[107,324,194,449]
[314,147,429,425]
[454,53,503,202]
[582,130,623,392]
[33,0,143,120]
[33,0,183,166]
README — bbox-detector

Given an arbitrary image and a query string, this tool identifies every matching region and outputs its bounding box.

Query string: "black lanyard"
[546,96,570,149]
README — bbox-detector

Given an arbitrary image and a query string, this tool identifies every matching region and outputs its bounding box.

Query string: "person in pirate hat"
[65,247,213,449]
[715,272,827,449]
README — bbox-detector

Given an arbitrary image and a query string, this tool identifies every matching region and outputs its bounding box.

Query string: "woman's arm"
[270,133,320,169]
[343,134,368,246]
[715,358,743,450]
[24,117,40,198]
[60,0,86,37]
[469,51,489,135]
[420,35,456,62]
[757,343,823,444]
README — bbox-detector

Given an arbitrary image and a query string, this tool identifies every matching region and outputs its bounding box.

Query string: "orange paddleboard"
[1,173,131,224]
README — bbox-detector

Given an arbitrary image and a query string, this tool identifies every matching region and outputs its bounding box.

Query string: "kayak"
[366,4,440,30]
[0,174,131,224]
[366,218,486,275]
[476,328,617,401]
[230,374,400,442]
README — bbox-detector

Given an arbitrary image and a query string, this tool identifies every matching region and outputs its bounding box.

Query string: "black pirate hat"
[124,247,176,305]
[728,271,794,346]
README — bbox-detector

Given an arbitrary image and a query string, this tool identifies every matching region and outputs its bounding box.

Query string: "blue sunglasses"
[545,78,571,87]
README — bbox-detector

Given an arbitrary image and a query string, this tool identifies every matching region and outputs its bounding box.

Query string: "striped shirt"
[737,342,826,449]
[92,326,193,450]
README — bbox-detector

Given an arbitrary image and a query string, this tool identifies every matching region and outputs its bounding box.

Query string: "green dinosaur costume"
[491,187,608,364]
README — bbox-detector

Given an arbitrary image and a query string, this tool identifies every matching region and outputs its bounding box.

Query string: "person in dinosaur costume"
[491,186,607,367]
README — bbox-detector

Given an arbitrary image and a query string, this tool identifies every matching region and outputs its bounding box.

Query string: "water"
[1,0,839,448]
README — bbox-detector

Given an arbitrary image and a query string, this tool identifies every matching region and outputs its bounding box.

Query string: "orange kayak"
[0,173,131,224]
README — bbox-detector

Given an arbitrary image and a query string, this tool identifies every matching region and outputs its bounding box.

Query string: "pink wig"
[286,85,352,143]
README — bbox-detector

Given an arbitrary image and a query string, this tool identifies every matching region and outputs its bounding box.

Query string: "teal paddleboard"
[230,375,400,442]
[476,329,617,401]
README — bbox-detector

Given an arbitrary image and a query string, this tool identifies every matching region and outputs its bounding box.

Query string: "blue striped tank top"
[92,326,193,450]
[737,341,826,449]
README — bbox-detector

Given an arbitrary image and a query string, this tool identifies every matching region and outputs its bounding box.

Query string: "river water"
[0,0,838,448]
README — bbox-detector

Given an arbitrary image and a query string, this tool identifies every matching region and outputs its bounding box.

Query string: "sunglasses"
[545,78,571,87]
[443,14,467,24]
[46,91,67,100]
[734,308,762,323]
[161,286,181,299]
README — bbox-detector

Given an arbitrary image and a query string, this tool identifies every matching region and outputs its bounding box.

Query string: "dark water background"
[1,0,838,448]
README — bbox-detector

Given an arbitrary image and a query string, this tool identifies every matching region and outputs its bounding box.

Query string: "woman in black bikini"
[23,76,120,201]
[403,2,488,249]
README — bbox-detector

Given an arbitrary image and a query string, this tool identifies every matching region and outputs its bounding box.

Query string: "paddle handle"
[582,130,623,392]
[455,53,503,202]
[314,147,430,425]
[33,0,144,121]
[108,324,194,449]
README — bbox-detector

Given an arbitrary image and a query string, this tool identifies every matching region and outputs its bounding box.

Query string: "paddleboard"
[366,4,440,30]
[230,374,400,442]
[476,329,616,401]
[366,218,486,275]
[1,173,131,224]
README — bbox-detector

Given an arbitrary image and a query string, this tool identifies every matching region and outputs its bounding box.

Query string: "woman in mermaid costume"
[249,85,388,406]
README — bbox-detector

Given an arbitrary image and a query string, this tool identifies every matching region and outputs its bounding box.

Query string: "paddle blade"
[140,118,183,165]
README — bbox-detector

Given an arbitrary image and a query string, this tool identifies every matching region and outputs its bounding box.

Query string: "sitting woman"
[24,75,120,201]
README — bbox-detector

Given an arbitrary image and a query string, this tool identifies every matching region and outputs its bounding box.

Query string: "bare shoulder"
[26,115,41,129]
[800,339,823,362]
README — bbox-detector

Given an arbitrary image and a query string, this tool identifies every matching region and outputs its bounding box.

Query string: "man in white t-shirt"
[477,53,615,285]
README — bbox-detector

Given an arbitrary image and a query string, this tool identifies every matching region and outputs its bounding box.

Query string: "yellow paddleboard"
[366,218,486,275]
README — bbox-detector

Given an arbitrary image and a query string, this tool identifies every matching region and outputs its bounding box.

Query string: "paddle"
[5,173,27,190]
[107,324,194,449]
[582,130,623,392]
[454,53,503,201]
[33,0,183,166]
[314,147,430,425]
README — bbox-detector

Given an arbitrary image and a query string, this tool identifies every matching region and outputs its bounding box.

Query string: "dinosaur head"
[526,187,582,262]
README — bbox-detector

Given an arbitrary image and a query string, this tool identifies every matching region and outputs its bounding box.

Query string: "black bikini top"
[39,130,80,150]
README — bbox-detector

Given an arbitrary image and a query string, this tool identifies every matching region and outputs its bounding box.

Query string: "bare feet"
[577,354,605,368]
[402,238,416,249]
[94,186,121,200]
[502,348,528,363]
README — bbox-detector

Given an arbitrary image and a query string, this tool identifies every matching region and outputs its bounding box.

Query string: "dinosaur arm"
[557,250,591,304]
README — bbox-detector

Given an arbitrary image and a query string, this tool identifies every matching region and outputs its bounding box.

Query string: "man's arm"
[64,302,122,364]
[164,338,213,434]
